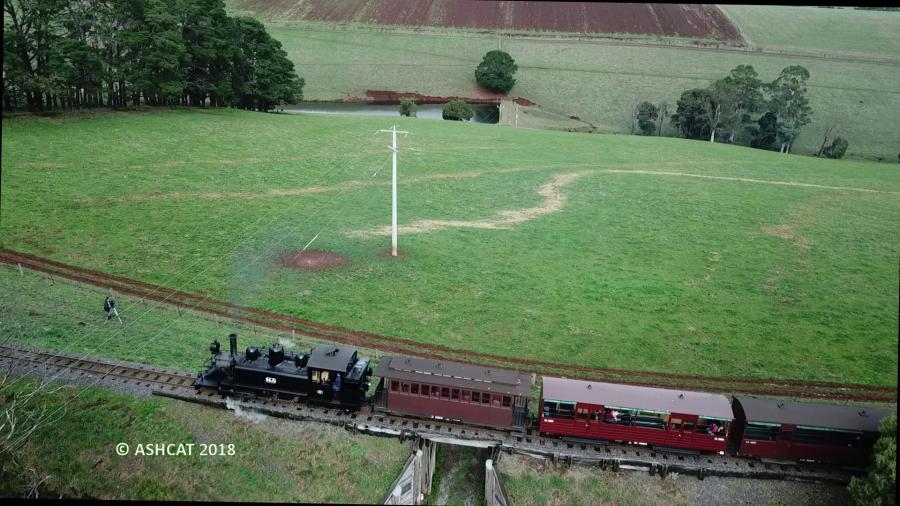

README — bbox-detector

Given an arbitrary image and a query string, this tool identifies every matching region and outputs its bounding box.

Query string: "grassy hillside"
[499,453,850,505]
[0,378,409,500]
[257,22,900,162]
[719,5,900,60]
[2,109,898,387]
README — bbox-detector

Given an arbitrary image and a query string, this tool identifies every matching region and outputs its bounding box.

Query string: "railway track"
[1,248,896,403]
[0,343,862,485]
[0,343,196,392]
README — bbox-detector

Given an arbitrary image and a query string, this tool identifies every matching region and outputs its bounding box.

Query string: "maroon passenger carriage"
[732,396,894,466]
[539,376,734,453]
[373,356,534,430]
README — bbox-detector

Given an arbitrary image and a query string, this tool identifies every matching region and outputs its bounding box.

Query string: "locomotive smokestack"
[229,333,237,357]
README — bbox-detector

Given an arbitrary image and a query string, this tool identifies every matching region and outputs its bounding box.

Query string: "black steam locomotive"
[195,333,372,409]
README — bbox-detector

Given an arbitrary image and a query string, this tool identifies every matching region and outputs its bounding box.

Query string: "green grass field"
[0,378,409,500]
[718,5,900,60]
[2,109,898,388]
[499,453,849,506]
[251,16,900,161]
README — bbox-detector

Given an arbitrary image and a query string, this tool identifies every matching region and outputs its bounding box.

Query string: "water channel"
[282,102,499,123]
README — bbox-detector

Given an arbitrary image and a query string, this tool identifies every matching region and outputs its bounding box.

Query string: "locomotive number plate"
[265,377,277,384]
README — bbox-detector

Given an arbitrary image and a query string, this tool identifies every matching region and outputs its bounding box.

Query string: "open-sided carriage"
[538,376,734,453]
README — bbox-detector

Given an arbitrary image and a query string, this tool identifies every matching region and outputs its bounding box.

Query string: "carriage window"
[502,396,511,408]
[321,371,330,383]
[492,395,501,407]
[794,427,862,446]
[431,385,440,397]
[577,408,589,419]
[543,401,575,419]
[697,417,727,436]
[793,427,825,444]
[482,394,491,404]
[633,410,667,430]
[411,384,419,395]
[390,380,399,391]
[400,382,409,393]
[744,423,779,441]
[684,422,695,433]
[441,387,450,399]
[313,371,321,383]
[472,392,480,403]
[603,408,634,425]
[778,430,793,441]
[451,389,460,400]
[420,384,428,396]
[462,390,471,402]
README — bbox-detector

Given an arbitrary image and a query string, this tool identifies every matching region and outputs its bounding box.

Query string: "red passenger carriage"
[732,396,894,466]
[539,376,734,453]
[373,356,534,430]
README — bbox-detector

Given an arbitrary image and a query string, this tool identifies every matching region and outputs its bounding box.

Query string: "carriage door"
[669,413,697,440]
[576,403,601,433]
[575,404,591,431]
[512,395,527,429]
[777,424,795,450]
[680,414,698,441]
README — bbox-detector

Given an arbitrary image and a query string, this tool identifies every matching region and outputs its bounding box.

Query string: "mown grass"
[257,19,900,161]
[0,378,410,501]
[718,5,900,60]
[2,109,898,387]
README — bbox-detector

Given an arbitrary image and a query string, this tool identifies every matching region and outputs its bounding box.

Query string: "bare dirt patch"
[761,224,796,239]
[17,162,65,169]
[275,250,347,271]
[377,250,409,260]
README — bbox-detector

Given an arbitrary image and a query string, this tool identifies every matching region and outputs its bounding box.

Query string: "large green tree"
[849,415,896,506]
[475,50,517,94]
[765,65,812,154]
[2,0,303,111]
[442,100,473,121]
[710,65,764,143]
[671,88,713,140]
[635,101,658,136]
[3,0,68,111]
[230,16,303,111]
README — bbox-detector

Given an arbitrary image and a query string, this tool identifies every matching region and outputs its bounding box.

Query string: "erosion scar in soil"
[276,250,348,271]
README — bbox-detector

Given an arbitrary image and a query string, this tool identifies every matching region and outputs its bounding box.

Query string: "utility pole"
[378,125,409,257]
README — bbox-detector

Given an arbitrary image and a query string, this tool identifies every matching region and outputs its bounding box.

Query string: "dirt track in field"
[345,171,588,238]
[1,248,895,403]
[73,161,900,207]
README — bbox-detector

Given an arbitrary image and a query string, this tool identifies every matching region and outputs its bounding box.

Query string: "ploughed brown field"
[237,0,741,41]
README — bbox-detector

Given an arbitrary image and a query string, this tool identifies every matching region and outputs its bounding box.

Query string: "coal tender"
[196,333,373,410]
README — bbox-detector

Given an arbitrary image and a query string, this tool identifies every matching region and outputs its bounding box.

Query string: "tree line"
[3,0,304,112]
[630,65,836,155]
